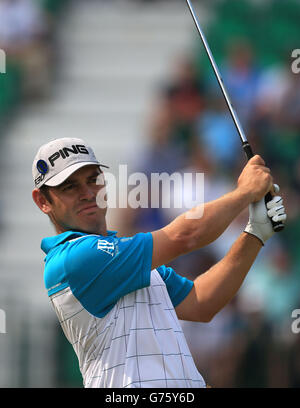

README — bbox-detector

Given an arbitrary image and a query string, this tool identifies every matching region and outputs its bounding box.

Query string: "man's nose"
[79,184,95,200]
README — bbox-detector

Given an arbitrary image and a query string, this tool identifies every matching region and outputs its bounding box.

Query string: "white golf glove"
[244,185,287,245]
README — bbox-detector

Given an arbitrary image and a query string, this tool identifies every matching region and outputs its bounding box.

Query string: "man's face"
[42,165,107,234]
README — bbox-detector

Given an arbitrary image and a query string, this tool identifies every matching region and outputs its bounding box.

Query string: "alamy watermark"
[0,49,6,74]
[95,165,205,219]
[0,51,8,333]
[291,49,300,73]
[291,309,300,334]
[0,309,6,334]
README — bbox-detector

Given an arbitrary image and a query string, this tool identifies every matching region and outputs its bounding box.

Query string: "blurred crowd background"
[0,0,63,122]
[0,0,300,388]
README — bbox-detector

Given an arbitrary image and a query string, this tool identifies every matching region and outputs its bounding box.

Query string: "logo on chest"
[97,240,115,256]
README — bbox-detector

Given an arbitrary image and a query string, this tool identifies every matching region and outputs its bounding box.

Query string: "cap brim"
[44,161,109,187]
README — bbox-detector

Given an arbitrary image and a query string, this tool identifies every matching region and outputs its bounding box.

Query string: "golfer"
[32,137,286,388]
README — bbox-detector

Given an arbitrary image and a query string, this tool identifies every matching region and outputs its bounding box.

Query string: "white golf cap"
[32,137,109,189]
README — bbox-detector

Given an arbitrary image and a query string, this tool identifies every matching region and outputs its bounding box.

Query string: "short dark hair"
[39,185,53,203]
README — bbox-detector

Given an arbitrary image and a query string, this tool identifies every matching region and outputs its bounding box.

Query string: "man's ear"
[32,188,52,215]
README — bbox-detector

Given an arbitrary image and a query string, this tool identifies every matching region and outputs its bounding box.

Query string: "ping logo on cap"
[48,144,89,167]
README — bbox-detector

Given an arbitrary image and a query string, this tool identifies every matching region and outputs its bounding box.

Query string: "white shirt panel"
[50,269,206,388]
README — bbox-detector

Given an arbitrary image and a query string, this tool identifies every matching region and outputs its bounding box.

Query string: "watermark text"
[291,49,300,74]
[0,309,6,333]
[0,49,6,74]
[95,165,205,219]
[291,309,300,334]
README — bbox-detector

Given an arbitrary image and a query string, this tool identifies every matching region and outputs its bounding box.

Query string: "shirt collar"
[41,230,117,254]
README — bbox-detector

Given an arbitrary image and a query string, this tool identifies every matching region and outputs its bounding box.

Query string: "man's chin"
[57,211,106,235]
[61,221,101,235]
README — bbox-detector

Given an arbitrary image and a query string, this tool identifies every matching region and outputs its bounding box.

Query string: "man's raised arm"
[151,155,273,270]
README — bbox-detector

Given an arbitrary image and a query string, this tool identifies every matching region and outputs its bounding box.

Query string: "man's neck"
[55,223,108,236]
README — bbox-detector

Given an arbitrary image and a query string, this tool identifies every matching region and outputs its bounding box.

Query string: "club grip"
[264,192,285,232]
[242,142,254,160]
[242,142,285,232]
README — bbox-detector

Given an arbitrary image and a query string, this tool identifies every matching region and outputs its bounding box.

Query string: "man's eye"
[62,184,74,191]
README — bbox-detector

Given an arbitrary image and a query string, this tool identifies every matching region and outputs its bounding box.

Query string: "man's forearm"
[171,188,250,251]
[193,232,262,321]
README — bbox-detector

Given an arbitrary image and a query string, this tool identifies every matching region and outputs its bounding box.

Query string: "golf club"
[185,0,285,232]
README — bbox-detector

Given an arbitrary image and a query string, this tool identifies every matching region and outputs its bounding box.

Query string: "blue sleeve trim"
[48,282,69,297]
[157,265,194,308]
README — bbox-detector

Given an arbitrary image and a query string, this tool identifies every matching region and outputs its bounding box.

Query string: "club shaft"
[186,0,285,232]
[186,0,248,146]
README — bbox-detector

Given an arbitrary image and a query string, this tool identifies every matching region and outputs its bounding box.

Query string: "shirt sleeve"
[64,232,153,317]
[156,265,194,308]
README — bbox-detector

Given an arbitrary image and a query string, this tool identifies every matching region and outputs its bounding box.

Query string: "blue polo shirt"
[41,230,194,318]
